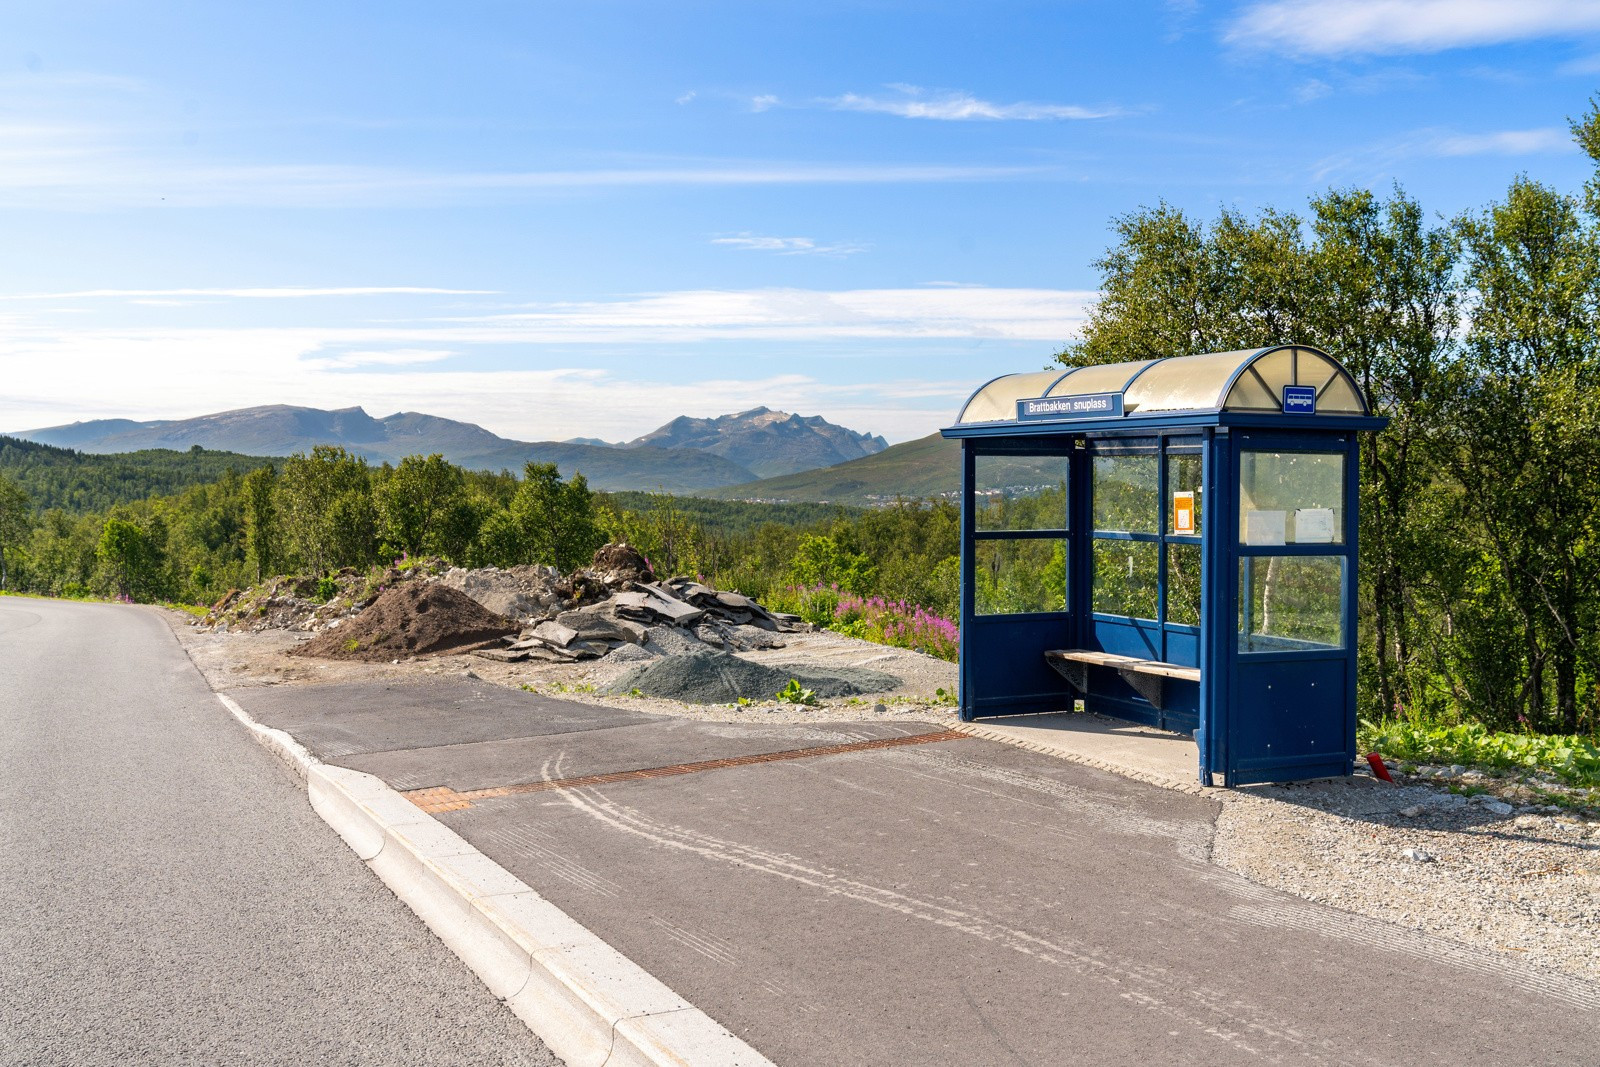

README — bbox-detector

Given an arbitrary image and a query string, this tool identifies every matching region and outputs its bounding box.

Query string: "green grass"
[1360,718,1600,787]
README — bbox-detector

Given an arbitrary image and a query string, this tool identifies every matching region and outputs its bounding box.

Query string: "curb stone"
[216,694,774,1067]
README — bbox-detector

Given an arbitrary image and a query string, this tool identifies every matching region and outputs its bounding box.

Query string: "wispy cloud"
[0,286,498,301]
[0,285,1091,441]
[711,234,867,256]
[825,84,1119,121]
[1430,127,1576,155]
[1228,0,1600,57]
[304,348,458,370]
[1311,125,1575,182]
[1295,79,1332,103]
[0,151,1055,209]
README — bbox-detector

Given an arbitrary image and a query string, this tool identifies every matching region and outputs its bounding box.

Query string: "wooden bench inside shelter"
[1044,649,1201,711]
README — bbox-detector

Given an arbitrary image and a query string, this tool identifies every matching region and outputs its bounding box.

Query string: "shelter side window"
[1237,556,1344,651]
[1164,452,1203,627]
[1236,448,1348,652]
[1091,454,1158,620]
[1238,451,1344,546]
[972,454,1068,615]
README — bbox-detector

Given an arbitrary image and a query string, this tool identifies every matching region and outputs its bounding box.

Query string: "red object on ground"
[1366,752,1394,782]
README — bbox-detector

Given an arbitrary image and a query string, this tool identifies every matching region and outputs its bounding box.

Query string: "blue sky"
[4,0,1600,444]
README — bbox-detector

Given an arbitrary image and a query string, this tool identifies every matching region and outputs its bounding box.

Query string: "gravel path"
[1213,776,1600,984]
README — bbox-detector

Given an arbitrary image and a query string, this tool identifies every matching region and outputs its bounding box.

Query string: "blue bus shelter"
[941,345,1387,786]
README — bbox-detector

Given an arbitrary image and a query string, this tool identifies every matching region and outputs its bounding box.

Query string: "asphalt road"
[0,598,561,1067]
[232,672,1600,1066]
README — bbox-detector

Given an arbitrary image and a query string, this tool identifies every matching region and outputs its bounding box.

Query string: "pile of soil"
[291,582,517,662]
[605,648,900,704]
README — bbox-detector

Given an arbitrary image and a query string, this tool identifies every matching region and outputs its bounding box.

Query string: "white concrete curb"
[219,693,774,1067]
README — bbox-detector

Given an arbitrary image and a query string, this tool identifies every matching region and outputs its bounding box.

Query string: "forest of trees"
[11,98,1600,739]
[0,439,960,628]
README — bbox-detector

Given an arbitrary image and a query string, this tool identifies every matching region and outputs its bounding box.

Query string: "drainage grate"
[402,728,970,813]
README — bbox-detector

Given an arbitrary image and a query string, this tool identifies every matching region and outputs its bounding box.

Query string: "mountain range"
[12,405,889,495]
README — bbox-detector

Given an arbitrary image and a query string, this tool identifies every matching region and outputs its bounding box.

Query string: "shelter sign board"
[1017,392,1124,421]
[1282,385,1317,414]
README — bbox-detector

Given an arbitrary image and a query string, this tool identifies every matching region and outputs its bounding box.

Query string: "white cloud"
[0,286,497,301]
[675,90,697,105]
[749,94,780,112]
[1431,127,1576,155]
[711,234,867,256]
[305,348,458,370]
[1295,78,1332,103]
[1228,0,1600,56]
[826,84,1119,121]
[0,154,1052,209]
[0,285,1091,442]
[444,286,1092,343]
[1310,125,1575,182]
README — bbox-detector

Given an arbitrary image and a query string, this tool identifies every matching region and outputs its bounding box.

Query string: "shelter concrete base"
[957,709,1208,793]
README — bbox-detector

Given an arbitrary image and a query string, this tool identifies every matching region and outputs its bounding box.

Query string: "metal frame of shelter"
[941,344,1388,786]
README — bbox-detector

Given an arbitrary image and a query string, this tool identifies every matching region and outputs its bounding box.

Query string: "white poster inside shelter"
[1243,509,1286,546]
[1295,508,1336,543]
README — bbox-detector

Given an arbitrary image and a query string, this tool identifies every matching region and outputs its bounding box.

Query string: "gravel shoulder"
[164,608,1599,989]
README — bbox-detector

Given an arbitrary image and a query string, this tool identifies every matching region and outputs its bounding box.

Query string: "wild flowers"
[766,583,958,662]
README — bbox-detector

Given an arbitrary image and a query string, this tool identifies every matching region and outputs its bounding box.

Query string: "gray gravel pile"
[605,648,901,704]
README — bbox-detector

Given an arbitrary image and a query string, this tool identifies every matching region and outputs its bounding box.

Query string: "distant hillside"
[13,405,756,493]
[0,436,276,513]
[700,432,961,505]
[12,403,887,493]
[699,431,1071,507]
[628,407,887,479]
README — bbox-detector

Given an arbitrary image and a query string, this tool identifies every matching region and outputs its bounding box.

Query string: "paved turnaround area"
[232,664,1599,1064]
[0,598,560,1067]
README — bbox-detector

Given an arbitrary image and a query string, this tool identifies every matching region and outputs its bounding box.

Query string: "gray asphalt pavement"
[0,598,561,1067]
[229,672,1600,1067]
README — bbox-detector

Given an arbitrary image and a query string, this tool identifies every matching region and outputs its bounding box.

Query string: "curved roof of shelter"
[955,344,1368,424]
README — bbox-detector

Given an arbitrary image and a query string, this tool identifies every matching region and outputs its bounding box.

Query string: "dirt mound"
[605,648,900,704]
[291,582,517,662]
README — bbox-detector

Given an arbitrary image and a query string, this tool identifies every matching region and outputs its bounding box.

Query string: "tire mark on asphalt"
[551,780,1385,1066]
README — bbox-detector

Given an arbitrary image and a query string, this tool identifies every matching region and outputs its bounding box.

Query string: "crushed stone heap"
[291,582,517,662]
[604,648,900,704]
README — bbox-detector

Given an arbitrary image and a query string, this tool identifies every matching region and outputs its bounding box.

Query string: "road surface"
[0,597,560,1067]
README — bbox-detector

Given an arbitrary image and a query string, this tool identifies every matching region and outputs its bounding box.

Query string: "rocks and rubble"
[199,558,449,634]
[436,564,562,624]
[198,541,816,669]
[474,569,810,665]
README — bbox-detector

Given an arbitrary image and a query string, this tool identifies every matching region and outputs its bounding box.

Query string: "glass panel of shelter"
[1088,437,1205,663]
[971,452,1070,616]
[1236,448,1349,653]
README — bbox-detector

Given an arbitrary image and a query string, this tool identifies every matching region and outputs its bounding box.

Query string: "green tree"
[242,464,278,580]
[787,534,878,593]
[1442,177,1600,733]
[509,463,605,572]
[96,517,164,600]
[375,453,468,558]
[0,473,30,590]
[277,446,375,574]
